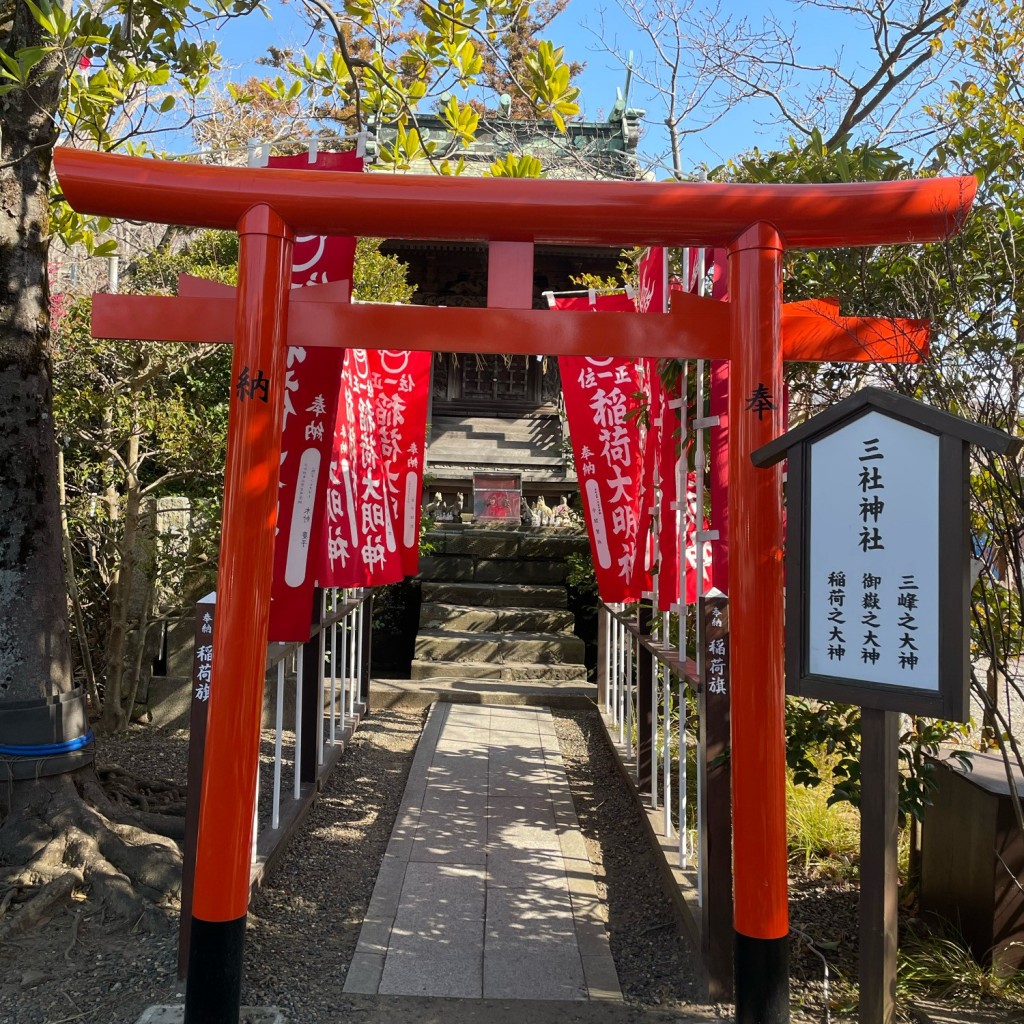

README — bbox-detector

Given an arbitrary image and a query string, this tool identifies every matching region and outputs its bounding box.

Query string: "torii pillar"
[53,147,976,1024]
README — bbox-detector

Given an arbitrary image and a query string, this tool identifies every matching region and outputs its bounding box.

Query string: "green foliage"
[565,549,598,605]
[785,698,972,822]
[0,0,265,253]
[898,930,1024,1006]
[52,288,229,726]
[522,40,579,131]
[353,238,416,303]
[130,230,240,293]
[258,0,580,171]
[786,764,860,873]
[711,122,1024,818]
[486,152,543,178]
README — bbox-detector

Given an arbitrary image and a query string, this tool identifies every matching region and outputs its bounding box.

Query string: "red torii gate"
[53,147,975,1024]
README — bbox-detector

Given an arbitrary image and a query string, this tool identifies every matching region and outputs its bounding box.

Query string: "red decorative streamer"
[266,150,362,641]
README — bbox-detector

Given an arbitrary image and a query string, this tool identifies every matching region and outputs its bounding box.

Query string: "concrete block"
[413,631,501,663]
[498,663,588,682]
[136,1008,284,1024]
[354,914,395,956]
[419,605,500,631]
[411,830,486,864]
[497,607,575,633]
[410,660,503,681]
[517,533,589,560]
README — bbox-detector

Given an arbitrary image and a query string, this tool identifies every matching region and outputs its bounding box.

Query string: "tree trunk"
[0,3,74,709]
[101,428,142,733]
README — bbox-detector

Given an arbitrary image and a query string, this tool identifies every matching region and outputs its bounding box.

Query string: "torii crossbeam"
[53,146,975,1024]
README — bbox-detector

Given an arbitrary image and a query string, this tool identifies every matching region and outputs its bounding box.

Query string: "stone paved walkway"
[344,702,621,1001]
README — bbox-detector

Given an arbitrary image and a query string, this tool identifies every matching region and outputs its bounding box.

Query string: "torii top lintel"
[53,147,976,251]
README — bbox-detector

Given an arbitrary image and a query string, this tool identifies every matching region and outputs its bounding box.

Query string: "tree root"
[0,868,83,942]
[0,768,183,937]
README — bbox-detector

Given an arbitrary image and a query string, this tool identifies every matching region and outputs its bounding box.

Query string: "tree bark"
[0,3,75,707]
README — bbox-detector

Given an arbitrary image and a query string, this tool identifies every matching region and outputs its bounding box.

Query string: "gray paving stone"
[581,953,622,1001]
[422,786,487,815]
[397,862,487,911]
[482,948,587,1001]
[435,727,490,743]
[488,753,558,780]
[353,914,394,956]
[488,713,543,731]
[363,854,409,919]
[389,904,485,956]
[563,858,600,900]
[486,849,567,890]
[557,829,590,863]
[488,776,560,800]
[342,951,386,995]
[411,828,486,863]
[378,949,483,998]
[484,886,576,949]
[487,801,560,852]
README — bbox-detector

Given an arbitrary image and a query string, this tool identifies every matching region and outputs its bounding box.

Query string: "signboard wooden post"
[753,386,1021,1024]
[698,591,734,1000]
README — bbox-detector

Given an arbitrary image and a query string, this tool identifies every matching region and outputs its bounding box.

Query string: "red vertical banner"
[636,246,667,316]
[708,247,730,594]
[266,150,363,641]
[657,374,681,612]
[683,471,714,603]
[629,356,654,596]
[634,248,667,598]
[367,349,432,576]
[558,354,647,603]
[318,349,405,588]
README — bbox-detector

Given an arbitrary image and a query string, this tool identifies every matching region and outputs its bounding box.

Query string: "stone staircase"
[410,524,590,691]
[427,413,573,485]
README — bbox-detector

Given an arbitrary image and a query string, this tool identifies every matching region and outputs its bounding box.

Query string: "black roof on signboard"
[751,386,1023,468]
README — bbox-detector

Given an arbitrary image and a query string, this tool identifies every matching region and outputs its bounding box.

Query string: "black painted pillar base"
[735,932,790,1024]
[185,915,246,1024]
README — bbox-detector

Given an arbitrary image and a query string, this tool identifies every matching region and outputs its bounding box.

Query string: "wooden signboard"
[753,387,1021,1024]
[754,387,1020,723]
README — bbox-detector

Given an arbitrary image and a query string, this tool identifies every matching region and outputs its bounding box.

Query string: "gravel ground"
[1,699,921,1024]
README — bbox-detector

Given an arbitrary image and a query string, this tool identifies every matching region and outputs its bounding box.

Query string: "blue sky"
[212,1,937,176]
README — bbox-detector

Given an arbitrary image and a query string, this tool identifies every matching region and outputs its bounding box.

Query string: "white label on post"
[284,448,321,587]
[807,410,940,690]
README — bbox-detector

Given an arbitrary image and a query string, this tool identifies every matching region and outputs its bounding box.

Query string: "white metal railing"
[262,587,370,836]
[179,586,372,980]
[600,601,700,874]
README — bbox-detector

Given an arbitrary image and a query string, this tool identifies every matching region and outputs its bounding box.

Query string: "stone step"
[419,603,575,633]
[421,581,568,609]
[413,629,585,666]
[431,415,560,442]
[409,660,589,682]
[418,554,568,586]
[424,528,587,561]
